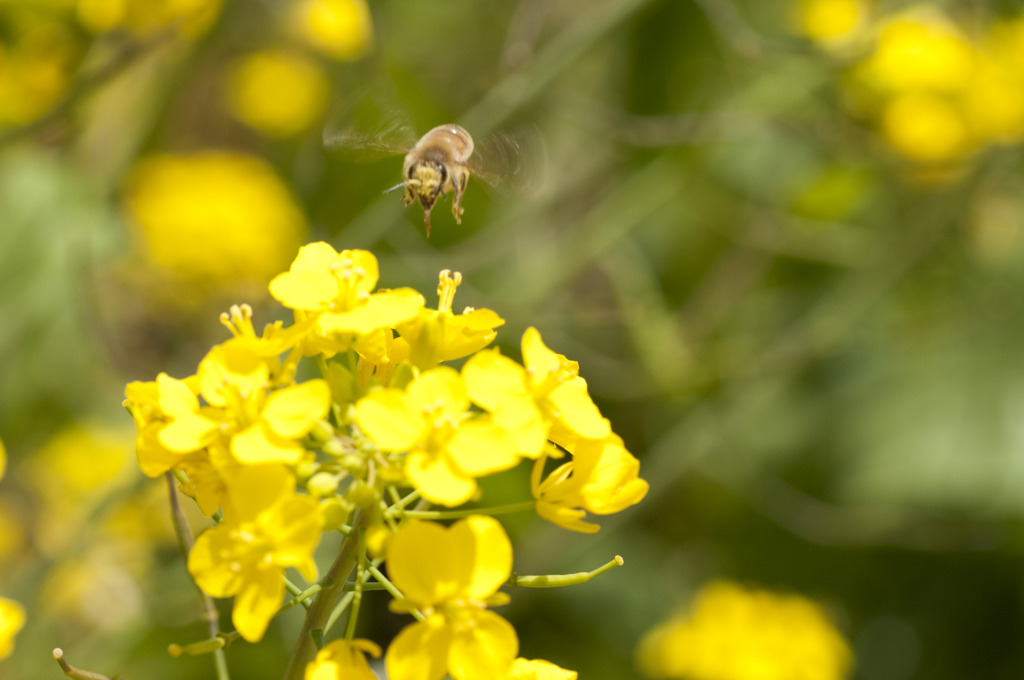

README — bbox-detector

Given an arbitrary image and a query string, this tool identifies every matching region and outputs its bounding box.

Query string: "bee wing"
[322,100,418,161]
[469,127,547,195]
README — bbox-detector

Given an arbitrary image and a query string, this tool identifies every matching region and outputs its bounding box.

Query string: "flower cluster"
[637,580,853,680]
[800,1,1024,166]
[124,242,648,679]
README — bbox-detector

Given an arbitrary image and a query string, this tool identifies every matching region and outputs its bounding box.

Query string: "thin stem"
[343,529,367,640]
[281,512,366,680]
[165,473,230,680]
[282,582,322,611]
[367,565,426,623]
[398,500,536,521]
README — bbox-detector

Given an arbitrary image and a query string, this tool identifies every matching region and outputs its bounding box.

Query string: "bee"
[385,124,475,237]
[325,107,538,237]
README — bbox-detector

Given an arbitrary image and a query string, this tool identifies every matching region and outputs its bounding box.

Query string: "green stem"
[397,500,535,521]
[344,529,367,640]
[507,555,625,588]
[281,512,366,680]
[367,565,426,623]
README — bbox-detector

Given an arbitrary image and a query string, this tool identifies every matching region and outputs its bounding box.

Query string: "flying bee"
[324,107,539,237]
[384,124,474,237]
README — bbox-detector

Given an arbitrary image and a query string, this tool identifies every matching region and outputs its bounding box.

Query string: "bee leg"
[451,172,467,224]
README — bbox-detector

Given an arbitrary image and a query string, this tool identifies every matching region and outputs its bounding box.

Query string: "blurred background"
[3,0,1024,678]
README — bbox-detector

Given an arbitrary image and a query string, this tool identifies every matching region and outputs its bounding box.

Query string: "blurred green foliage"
[5,0,1024,678]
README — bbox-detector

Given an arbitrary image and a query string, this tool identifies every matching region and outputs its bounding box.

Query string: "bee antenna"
[383,182,405,195]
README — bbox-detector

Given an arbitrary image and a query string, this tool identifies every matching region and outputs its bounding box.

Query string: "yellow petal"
[407,367,468,419]
[462,350,528,411]
[262,379,331,438]
[188,524,247,598]
[259,495,321,572]
[156,372,200,416]
[199,340,269,407]
[270,269,340,310]
[387,520,461,606]
[491,400,547,458]
[232,423,305,464]
[354,390,424,451]
[521,327,562,377]
[407,451,476,507]
[0,598,25,660]
[223,463,294,521]
[385,618,451,680]
[577,437,649,515]
[547,378,610,440]
[447,610,518,680]
[158,411,219,452]
[446,420,519,477]
[291,241,340,272]
[233,566,284,642]
[319,288,424,334]
[449,516,512,600]
[510,658,579,680]
[307,639,381,680]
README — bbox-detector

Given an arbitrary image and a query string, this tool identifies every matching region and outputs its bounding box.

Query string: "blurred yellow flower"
[0,10,81,127]
[227,50,329,137]
[25,424,136,556]
[637,581,853,680]
[0,598,25,660]
[291,0,373,60]
[41,543,147,631]
[796,0,868,48]
[837,6,1024,164]
[863,9,975,93]
[881,92,972,163]
[124,152,307,303]
[76,0,223,37]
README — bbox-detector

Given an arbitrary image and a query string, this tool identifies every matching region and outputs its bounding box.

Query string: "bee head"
[405,161,447,209]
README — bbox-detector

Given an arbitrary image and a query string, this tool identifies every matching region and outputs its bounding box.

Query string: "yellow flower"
[463,327,610,456]
[188,471,320,642]
[636,581,853,680]
[0,598,25,660]
[124,152,306,304]
[0,10,81,126]
[385,516,518,680]
[533,435,648,533]
[397,270,504,370]
[795,0,868,48]
[227,49,329,137]
[76,0,222,37]
[25,424,136,555]
[881,92,973,163]
[291,0,373,60]
[169,339,331,465]
[305,639,381,680]
[509,658,578,680]
[269,242,424,355]
[353,367,519,506]
[863,9,975,94]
